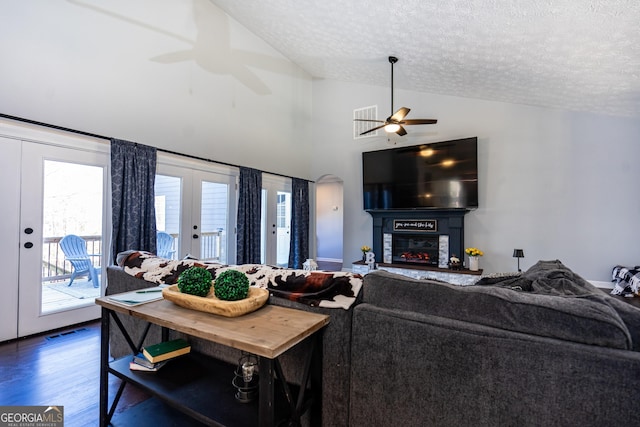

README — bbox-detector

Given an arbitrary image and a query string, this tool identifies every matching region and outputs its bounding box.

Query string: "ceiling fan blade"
[395,125,407,136]
[390,107,410,122]
[400,119,438,125]
[360,124,387,136]
[353,119,385,123]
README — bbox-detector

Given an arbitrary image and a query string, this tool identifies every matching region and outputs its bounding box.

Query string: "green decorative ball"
[177,267,212,297]
[214,269,250,301]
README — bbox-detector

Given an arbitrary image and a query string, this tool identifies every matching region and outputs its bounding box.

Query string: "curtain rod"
[0,113,312,183]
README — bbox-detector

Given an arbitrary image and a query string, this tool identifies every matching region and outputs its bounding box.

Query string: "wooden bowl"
[162,285,269,317]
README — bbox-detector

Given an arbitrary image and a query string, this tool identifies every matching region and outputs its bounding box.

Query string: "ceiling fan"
[355,56,437,136]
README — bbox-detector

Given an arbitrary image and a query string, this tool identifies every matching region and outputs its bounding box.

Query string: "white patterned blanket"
[117,251,363,310]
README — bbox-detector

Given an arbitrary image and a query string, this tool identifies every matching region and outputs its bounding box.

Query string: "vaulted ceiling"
[210,0,640,118]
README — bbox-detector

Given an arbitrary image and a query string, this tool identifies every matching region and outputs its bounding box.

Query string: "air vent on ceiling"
[353,105,378,140]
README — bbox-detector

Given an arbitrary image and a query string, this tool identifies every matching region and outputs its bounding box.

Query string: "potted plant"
[464,247,484,271]
[360,245,371,262]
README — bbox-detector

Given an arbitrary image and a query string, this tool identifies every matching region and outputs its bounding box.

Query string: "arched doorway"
[315,174,344,271]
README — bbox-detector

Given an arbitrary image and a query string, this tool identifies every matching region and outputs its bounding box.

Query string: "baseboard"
[590,280,613,289]
[316,257,342,263]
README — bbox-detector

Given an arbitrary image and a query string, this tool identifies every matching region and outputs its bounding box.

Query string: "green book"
[142,338,191,363]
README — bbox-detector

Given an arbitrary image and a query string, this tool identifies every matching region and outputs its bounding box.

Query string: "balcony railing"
[42,235,102,282]
[42,231,223,282]
[200,230,223,262]
[163,231,223,262]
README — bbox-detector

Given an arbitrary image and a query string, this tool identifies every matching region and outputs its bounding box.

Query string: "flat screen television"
[362,137,478,210]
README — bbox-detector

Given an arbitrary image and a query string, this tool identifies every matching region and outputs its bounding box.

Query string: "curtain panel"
[237,167,262,264]
[110,139,157,263]
[288,178,310,269]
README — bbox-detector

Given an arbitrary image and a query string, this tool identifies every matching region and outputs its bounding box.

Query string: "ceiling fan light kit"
[384,123,401,133]
[354,56,437,137]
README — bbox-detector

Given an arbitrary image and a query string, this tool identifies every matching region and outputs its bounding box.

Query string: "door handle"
[24,242,33,249]
[24,227,33,234]
[193,234,199,239]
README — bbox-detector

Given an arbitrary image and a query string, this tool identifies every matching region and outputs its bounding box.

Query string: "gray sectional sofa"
[351,261,640,426]
[106,259,640,426]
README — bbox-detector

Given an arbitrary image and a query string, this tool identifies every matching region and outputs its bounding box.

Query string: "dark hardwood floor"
[4,288,635,425]
[0,320,150,427]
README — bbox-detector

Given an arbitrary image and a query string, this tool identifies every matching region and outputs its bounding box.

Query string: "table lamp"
[513,249,524,272]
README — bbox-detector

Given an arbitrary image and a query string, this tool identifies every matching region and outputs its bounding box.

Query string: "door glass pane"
[42,161,103,313]
[155,175,181,259]
[200,181,228,263]
[276,191,291,267]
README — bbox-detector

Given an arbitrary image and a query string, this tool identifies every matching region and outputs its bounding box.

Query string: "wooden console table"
[96,295,330,427]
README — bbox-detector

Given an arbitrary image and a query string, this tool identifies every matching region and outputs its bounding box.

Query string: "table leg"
[99,308,110,427]
[259,357,275,427]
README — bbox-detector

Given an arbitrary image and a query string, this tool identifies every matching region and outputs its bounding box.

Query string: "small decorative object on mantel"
[465,247,484,271]
[449,255,462,270]
[303,258,318,271]
[361,245,371,262]
[365,251,376,270]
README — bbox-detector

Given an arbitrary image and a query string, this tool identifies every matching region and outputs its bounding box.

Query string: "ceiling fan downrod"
[353,55,436,137]
[389,56,398,114]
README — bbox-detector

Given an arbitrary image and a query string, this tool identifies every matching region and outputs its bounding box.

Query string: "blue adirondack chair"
[59,234,100,288]
[156,231,176,259]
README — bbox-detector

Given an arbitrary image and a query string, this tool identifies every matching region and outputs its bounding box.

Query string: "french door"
[0,133,109,340]
[155,155,236,263]
[0,137,21,341]
[261,175,292,267]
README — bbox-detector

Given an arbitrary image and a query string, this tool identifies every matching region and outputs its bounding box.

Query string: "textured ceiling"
[209,0,640,118]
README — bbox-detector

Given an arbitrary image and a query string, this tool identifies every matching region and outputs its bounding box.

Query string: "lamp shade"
[513,249,524,258]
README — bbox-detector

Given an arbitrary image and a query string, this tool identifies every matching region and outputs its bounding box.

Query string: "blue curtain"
[237,167,262,264]
[110,139,157,263]
[288,178,310,269]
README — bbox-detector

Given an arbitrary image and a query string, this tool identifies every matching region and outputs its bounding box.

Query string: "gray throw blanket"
[477,259,640,351]
[477,259,597,296]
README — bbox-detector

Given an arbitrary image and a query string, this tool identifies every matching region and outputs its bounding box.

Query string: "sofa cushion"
[363,267,632,350]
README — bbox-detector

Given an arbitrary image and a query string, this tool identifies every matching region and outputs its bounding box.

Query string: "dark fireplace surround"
[368,209,468,269]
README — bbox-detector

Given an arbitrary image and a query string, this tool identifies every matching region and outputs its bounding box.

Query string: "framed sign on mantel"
[393,219,438,232]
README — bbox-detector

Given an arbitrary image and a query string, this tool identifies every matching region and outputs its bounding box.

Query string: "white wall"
[0,0,313,179]
[311,79,640,282]
[4,1,640,282]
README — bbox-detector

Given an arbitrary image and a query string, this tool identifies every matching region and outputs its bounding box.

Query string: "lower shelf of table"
[108,352,299,427]
[108,397,208,426]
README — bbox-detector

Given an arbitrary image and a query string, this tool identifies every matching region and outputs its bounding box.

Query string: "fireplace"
[368,209,468,269]
[392,234,439,266]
